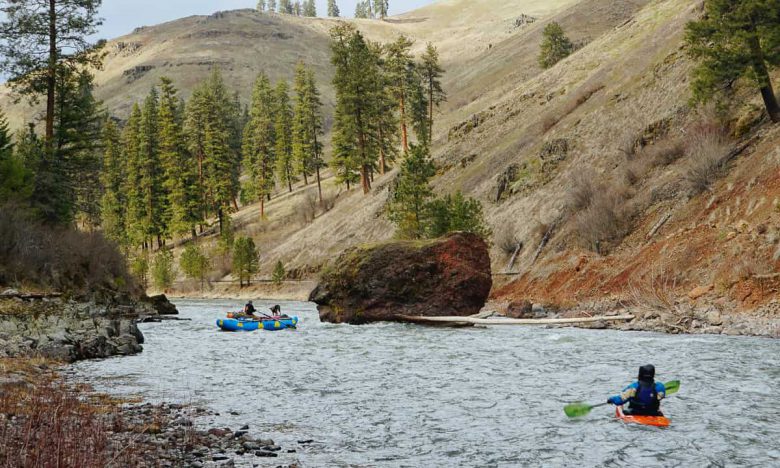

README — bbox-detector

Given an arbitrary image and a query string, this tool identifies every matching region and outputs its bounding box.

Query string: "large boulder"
[147,294,179,315]
[310,233,492,324]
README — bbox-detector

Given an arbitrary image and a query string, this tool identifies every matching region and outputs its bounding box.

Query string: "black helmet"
[638,364,655,382]
[248,300,253,305]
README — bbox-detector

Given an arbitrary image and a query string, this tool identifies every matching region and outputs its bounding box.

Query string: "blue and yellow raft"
[216,317,299,332]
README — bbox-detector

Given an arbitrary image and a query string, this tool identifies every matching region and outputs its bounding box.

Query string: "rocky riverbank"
[490,299,780,338]
[0,358,300,467]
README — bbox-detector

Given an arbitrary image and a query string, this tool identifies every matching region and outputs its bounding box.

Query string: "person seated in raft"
[607,365,666,416]
[243,301,257,317]
[269,304,285,318]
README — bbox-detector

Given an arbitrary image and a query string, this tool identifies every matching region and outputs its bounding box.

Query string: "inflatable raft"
[216,317,299,332]
[616,406,670,427]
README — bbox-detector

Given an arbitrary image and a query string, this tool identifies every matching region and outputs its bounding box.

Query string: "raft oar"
[563,380,680,418]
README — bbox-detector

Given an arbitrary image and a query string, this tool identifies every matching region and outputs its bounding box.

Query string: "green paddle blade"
[564,402,594,418]
[665,380,680,395]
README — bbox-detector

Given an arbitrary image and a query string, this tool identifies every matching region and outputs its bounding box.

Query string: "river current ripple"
[72,299,780,467]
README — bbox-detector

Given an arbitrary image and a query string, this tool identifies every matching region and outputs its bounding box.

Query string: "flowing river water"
[72,299,780,467]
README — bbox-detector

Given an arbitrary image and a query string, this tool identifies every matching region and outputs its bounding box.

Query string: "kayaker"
[243,301,257,317]
[607,365,666,416]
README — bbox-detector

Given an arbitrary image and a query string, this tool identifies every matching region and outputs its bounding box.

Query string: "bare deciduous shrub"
[647,138,685,167]
[568,173,635,254]
[0,205,136,296]
[496,224,523,256]
[295,190,318,226]
[321,190,338,212]
[682,124,732,194]
[626,267,679,312]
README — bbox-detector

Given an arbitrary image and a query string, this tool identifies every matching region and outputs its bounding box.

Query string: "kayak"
[216,317,299,332]
[615,406,670,427]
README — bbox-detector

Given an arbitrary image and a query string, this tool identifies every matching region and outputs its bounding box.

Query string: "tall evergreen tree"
[0,0,103,146]
[0,109,33,204]
[386,35,416,152]
[538,22,573,69]
[243,72,277,219]
[293,63,313,186]
[279,0,293,14]
[685,0,780,122]
[137,87,165,248]
[158,77,200,239]
[375,0,389,18]
[203,69,236,233]
[305,69,326,203]
[267,0,277,12]
[372,42,399,175]
[256,0,266,11]
[409,79,429,146]
[420,43,446,145]
[327,0,340,17]
[355,1,370,19]
[123,103,146,247]
[99,118,126,247]
[274,80,295,192]
[302,0,316,17]
[330,24,385,193]
[294,0,302,16]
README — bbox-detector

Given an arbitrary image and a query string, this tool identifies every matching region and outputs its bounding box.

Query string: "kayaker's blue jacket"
[609,381,666,407]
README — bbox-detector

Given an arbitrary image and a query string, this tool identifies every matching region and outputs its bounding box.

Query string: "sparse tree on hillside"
[268,0,277,12]
[256,0,266,11]
[0,0,103,146]
[538,22,573,69]
[355,1,371,19]
[420,43,446,145]
[372,43,400,174]
[232,236,259,287]
[410,80,429,147]
[386,35,416,152]
[274,80,295,192]
[272,260,286,285]
[327,0,339,17]
[305,69,327,202]
[294,1,302,16]
[685,0,780,123]
[243,72,277,219]
[303,0,316,17]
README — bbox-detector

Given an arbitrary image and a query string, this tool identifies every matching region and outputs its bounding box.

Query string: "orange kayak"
[616,406,670,427]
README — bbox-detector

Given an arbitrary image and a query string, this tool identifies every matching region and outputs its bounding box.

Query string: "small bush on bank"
[567,173,635,254]
[295,190,318,226]
[0,205,136,296]
[496,224,523,257]
[151,250,175,291]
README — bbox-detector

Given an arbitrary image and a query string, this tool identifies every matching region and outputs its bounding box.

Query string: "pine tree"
[410,79,430,146]
[330,24,385,193]
[387,144,436,239]
[327,0,340,17]
[303,0,316,17]
[158,77,200,239]
[372,43,399,175]
[99,118,127,247]
[203,69,236,233]
[420,43,446,145]
[426,192,491,240]
[386,35,416,152]
[184,85,210,231]
[0,0,103,145]
[272,260,286,285]
[268,0,277,12]
[375,0,389,19]
[279,0,293,14]
[137,87,165,249]
[151,250,175,290]
[232,236,259,287]
[256,0,266,11]
[538,22,573,69]
[293,63,312,186]
[294,1,302,16]
[305,68,326,203]
[0,109,33,204]
[685,0,780,122]
[124,103,147,248]
[243,72,277,219]
[355,1,370,19]
[274,80,295,192]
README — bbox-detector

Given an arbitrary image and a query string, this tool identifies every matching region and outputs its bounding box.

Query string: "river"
[71,298,780,467]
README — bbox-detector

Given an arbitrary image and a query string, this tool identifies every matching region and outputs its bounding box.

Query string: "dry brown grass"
[626,267,679,313]
[0,361,145,467]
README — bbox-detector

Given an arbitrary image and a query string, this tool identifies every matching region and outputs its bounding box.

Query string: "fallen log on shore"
[395,314,635,326]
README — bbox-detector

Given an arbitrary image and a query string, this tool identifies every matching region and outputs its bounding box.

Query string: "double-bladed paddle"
[563,380,680,418]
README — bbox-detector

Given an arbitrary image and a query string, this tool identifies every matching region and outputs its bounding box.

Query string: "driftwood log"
[395,314,635,326]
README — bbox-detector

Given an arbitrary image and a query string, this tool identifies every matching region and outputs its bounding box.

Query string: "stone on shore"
[147,294,179,315]
[310,232,492,324]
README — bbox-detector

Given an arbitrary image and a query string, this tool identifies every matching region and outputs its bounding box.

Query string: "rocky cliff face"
[310,233,492,324]
[0,296,147,362]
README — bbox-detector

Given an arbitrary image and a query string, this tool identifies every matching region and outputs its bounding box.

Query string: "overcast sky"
[97,0,435,39]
